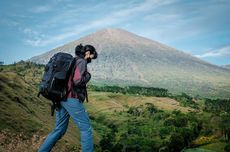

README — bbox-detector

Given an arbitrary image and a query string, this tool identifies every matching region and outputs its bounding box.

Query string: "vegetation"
[89,85,169,97]
[204,98,230,113]
[0,61,229,152]
[89,85,200,109]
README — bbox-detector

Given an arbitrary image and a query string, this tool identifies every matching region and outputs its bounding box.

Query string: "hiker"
[38,44,98,152]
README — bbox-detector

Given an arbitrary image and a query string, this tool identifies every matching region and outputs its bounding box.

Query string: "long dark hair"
[84,45,97,59]
[75,44,85,58]
[75,44,98,59]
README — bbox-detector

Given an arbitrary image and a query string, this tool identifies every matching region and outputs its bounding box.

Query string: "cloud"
[30,5,53,13]
[144,13,182,23]
[194,45,230,58]
[22,28,46,46]
[23,28,39,36]
[24,0,176,47]
[137,0,230,44]
[0,19,20,27]
[52,0,72,3]
[25,39,42,47]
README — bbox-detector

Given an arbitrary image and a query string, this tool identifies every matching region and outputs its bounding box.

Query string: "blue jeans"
[38,98,94,152]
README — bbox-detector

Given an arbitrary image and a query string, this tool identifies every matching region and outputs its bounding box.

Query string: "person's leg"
[38,105,70,152]
[61,98,94,152]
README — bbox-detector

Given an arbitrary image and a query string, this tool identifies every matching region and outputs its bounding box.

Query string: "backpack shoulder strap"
[70,57,77,96]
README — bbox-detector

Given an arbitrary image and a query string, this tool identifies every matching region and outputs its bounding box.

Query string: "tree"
[168,133,185,152]
[224,143,230,152]
[220,112,230,141]
[99,134,113,151]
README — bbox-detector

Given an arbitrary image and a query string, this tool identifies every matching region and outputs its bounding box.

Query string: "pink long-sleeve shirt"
[67,56,88,99]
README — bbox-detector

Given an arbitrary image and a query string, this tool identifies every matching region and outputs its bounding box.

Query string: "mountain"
[221,64,230,70]
[29,28,230,98]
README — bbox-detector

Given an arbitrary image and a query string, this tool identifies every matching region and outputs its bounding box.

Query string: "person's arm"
[72,59,91,87]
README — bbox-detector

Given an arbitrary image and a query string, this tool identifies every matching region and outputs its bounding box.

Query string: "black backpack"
[38,52,76,115]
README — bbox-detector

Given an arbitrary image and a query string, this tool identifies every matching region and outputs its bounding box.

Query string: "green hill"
[0,62,229,152]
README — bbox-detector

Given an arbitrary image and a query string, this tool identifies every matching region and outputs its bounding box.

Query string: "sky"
[0,0,229,65]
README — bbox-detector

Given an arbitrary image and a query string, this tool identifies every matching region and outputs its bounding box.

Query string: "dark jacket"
[67,56,91,102]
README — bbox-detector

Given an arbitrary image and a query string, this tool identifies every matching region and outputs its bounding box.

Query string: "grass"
[199,142,228,152]
[86,91,197,115]
[184,141,228,152]
[0,62,229,152]
[183,148,215,152]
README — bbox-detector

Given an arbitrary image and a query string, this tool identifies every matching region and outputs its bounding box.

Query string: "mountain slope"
[0,63,84,151]
[221,64,230,70]
[29,28,230,98]
[0,62,201,152]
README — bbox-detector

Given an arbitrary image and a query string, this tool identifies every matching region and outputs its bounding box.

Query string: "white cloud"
[30,5,52,13]
[144,13,182,23]
[0,19,20,27]
[52,0,72,3]
[194,45,230,58]
[22,28,47,46]
[25,39,42,47]
[25,0,176,47]
[23,28,39,35]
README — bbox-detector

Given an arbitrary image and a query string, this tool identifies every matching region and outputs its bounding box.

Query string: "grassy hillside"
[0,62,229,152]
[0,62,86,151]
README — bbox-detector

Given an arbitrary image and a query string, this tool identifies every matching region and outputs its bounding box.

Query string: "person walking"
[38,44,98,152]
